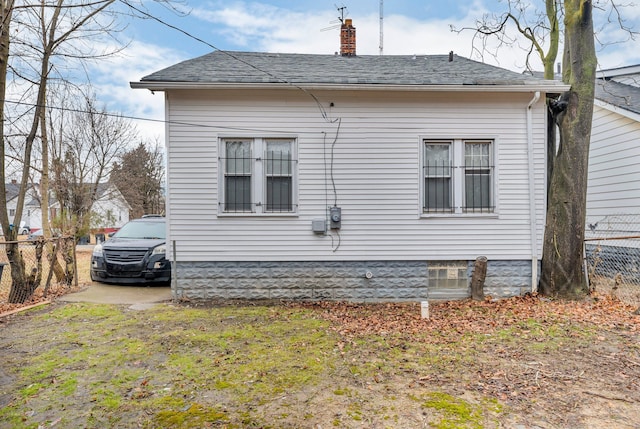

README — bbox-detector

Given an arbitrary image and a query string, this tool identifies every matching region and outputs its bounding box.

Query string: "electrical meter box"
[330,206,342,229]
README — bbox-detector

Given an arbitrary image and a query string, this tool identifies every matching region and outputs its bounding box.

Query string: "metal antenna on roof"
[336,5,347,23]
[379,0,383,55]
[320,5,348,32]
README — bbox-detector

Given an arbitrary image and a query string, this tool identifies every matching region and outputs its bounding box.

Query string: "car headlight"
[92,243,103,257]
[151,244,166,256]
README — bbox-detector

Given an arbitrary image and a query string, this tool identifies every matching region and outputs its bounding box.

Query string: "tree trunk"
[0,0,15,238]
[540,0,596,298]
[7,243,37,304]
[470,257,487,301]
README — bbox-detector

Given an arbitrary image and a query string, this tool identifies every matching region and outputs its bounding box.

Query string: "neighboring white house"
[131,21,569,301]
[4,181,131,235]
[584,65,640,280]
[586,65,640,221]
[5,181,40,233]
[89,183,132,231]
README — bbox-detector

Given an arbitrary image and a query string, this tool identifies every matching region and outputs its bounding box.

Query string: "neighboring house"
[584,65,640,280]
[4,180,40,232]
[88,183,132,243]
[131,20,569,301]
[90,183,132,229]
[587,65,640,219]
[5,181,131,237]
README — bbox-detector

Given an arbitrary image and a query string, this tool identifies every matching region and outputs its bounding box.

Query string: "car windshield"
[114,220,166,239]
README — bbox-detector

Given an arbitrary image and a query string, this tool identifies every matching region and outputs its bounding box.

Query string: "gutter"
[526,91,541,293]
[130,81,570,94]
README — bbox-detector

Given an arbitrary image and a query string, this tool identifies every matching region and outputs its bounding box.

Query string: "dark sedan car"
[90,216,170,285]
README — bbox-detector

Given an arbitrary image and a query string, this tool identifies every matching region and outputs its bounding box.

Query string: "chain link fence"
[584,214,640,308]
[0,237,78,307]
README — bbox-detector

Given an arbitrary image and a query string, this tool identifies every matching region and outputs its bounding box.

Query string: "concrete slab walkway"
[59,282,173,305]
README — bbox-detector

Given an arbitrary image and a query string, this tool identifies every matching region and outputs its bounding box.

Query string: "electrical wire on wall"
[7,1,350,255]
[323,116,343,252]
[123,0,347,254]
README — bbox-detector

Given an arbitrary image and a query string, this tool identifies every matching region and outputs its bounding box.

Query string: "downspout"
[526,91,541,293]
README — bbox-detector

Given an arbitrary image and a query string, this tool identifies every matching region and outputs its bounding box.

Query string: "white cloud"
[88,41,187,143]
[103,0,640,144]
[187,1,546,72]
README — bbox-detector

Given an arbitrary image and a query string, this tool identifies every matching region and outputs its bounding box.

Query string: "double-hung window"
[422,139,494,214]
[221,138,297,214]
[423,142,452,212]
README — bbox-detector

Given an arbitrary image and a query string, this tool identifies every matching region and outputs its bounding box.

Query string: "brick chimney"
[340,19,356,57]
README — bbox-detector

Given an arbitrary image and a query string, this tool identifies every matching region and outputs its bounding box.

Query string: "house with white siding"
[584,65,640,280]
[4,181,39,234]
[6,181,131,237]
[587,65,640,220]
[131,20,569,301]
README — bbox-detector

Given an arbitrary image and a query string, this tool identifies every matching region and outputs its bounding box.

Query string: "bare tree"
[0,0,16,238]
[50,93,136,237]
[1,0,121,303]
[456,0,636,297]
[1,0,186,303]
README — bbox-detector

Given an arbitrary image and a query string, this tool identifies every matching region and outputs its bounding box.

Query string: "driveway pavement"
[59,282,173,306]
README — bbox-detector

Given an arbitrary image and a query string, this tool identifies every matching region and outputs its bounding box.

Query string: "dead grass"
[0,245,92,314]
[590,275,640,309]
[0,296,639,428]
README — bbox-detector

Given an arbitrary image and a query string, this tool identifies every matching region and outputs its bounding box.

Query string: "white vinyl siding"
[587,104,640,219]
[164,89,546,262]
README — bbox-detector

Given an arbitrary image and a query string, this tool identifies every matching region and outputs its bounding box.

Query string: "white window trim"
[218,137,299,217]
[419,137,499,218]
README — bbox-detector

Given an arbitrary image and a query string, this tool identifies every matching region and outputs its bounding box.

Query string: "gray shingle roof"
[139,51,562,88]
[5,182,38,206]
[596,79,640,115]
[5,182,20,202]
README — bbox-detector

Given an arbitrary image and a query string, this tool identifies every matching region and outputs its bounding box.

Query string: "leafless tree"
[50,92,137,237]
[0,0,127,302]
[1,0,185,303]
[455,0,637,298]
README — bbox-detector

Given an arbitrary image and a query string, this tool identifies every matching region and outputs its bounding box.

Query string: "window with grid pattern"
[221,138,297,214]
[423,142,453,213]
[423,139,494,214]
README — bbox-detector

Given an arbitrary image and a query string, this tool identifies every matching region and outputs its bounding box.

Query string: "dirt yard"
[1,294,639,428]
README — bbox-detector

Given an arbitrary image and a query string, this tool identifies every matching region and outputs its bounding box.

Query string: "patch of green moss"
[20,382,46,397]
[142,394,187,411]
[153,403,228,428]
[423,392,484,429]
[59,375,78,396]
[159,312,335,403]
[0,405,39,429]
[45,303,126,321]
[91,386,122,409]
[347,402,363,421]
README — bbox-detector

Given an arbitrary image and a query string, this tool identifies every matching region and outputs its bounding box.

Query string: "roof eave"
[130,81,570,94]
[594,99,640,122]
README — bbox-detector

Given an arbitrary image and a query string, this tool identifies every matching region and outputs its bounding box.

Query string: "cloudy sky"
[90,0,640,141]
